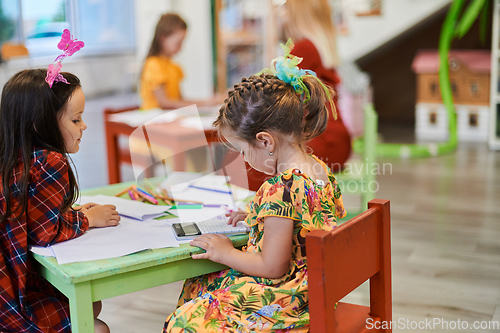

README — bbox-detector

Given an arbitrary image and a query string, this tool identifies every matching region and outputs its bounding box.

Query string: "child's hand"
[225,208,248,227]
[79,202,98,210]
[81,204,120,228]
[190,234,235,264]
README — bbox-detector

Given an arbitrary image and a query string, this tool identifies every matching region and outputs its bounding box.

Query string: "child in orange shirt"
[140,13,220,110]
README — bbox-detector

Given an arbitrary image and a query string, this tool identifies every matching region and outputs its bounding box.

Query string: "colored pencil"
[159,188,203,204]
[136,190,158,205]
[128,190,136,201]
[115,186,133,197]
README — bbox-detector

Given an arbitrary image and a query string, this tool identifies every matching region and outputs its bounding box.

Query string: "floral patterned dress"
[163,157,346,333]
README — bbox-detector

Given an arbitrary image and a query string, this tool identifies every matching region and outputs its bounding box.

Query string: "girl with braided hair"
[163,40,346,333]
[237,0,351,191]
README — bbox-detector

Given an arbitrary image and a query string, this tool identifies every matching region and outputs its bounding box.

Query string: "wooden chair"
[1,42,29,61]
[307,199,392,333]
[104,106,140,183]
[335,103,378,218]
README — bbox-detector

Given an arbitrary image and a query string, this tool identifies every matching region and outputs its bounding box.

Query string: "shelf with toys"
[215,0,277,92]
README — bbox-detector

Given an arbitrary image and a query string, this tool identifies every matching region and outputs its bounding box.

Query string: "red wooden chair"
[104,106,141,183]
[307,199,392,332]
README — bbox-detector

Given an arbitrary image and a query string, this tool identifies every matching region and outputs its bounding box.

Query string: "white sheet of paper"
[134,219,181,249]
[30,245,55,257]
[160,173,254,205]
[179,116,216,130]
[170,186,234,207]
[108,109,177,127]
[31,172,254,263]
[168,207,227,224]
[77,195,170,220]
[47,217,180,264]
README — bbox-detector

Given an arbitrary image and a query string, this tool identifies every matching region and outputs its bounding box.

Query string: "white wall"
[337,0,452,62]
[172,0,214,99]
[134,0,173,63]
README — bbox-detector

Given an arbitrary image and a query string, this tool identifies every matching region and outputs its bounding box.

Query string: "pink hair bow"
[45,29,85,87]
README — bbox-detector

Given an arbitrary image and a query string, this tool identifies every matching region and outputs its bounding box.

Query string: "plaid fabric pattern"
[0,149,89,332]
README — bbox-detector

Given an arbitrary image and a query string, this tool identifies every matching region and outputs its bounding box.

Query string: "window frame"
[3,0,136,59]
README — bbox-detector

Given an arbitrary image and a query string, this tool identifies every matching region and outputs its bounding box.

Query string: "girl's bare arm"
[190,216,294,279]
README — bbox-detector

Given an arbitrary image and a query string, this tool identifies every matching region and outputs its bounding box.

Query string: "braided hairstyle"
[214,73,335,150]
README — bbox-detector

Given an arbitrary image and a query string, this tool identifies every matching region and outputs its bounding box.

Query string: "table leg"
[68,281,95,333]
[106,130,121,184]
[174,149,187,171]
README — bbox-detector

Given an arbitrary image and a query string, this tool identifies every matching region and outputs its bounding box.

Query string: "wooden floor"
[77,94,500,332]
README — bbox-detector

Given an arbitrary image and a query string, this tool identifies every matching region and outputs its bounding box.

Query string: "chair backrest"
[307,199,392,332]
[360,104,378,208]
[1,43,29,60]
[103,106,140,119]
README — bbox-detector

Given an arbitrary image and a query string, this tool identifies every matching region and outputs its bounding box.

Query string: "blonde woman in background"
[283,0,351,171]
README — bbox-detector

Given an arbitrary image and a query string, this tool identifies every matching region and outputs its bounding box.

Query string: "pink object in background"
[337,84,371,138]
[412,49,491,74]
[337,62,372,138]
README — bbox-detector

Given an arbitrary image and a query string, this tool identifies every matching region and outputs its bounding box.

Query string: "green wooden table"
[31,181,248,333]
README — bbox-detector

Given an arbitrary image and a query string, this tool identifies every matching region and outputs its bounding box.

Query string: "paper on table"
[30,245,55,257]
[168,207,227,224]
[170,186,234,207]
[162,208,230,244]
[196,106,221,115]
[179,116,216,130]
[47,217,180,264]
[159,171,202,188]
[231,187,253,202]
[135,220,180,249]
[189,174,233,193]
[77,195,170,220]
[108,109,178,127]
[160,173,254,208]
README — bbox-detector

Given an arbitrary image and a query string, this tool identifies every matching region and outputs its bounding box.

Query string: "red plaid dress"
[0,149,89,332]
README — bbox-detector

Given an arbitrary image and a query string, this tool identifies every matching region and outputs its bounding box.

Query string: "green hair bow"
[257,38,332,104]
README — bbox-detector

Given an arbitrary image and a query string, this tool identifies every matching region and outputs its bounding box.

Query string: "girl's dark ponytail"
[301,76,336,142]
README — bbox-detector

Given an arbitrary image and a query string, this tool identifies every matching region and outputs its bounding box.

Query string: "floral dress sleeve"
[329,173,347,219]
[246,173,302,227]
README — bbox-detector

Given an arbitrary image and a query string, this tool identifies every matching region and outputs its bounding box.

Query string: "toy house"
[412,50,491,142]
